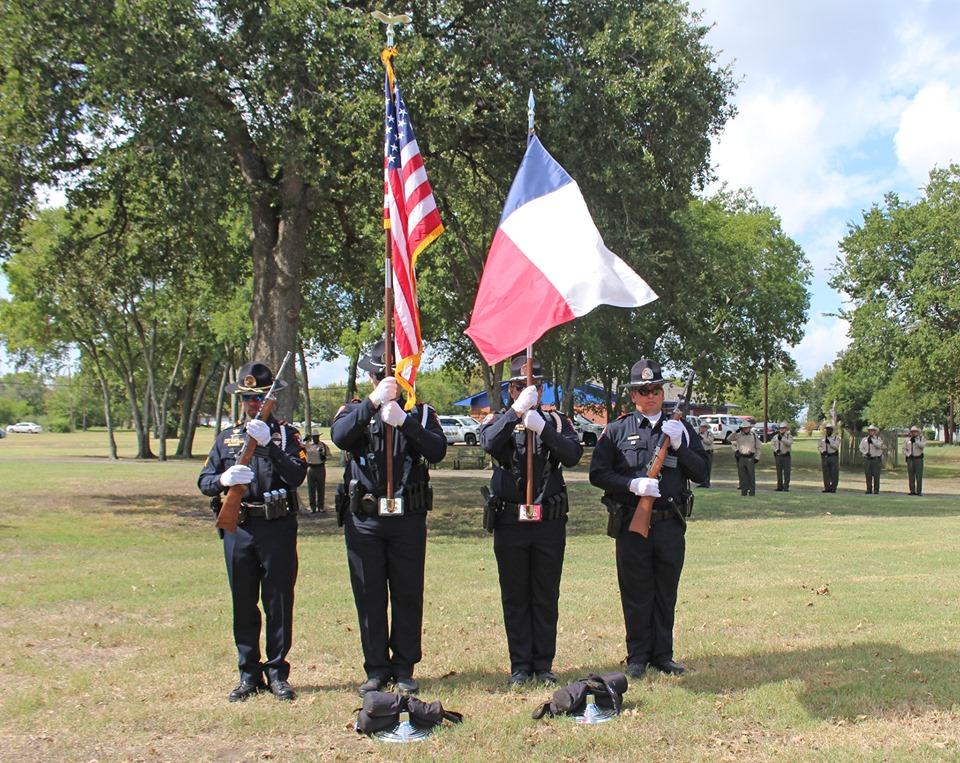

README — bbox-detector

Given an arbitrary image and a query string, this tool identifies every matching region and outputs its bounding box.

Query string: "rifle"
[628,371,695,537]
[216,351,294,533]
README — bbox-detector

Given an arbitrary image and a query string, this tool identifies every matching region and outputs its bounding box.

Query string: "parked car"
[437,416,479,446]
[698,414,742,444]
[572,413,604,446]
[751,422,779,442]
[6,421,42,434]
[0,427,5,438]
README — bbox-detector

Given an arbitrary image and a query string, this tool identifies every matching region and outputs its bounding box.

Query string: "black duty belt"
[865,455,881,460]
[775,452,791,457]
[501,501,567,522]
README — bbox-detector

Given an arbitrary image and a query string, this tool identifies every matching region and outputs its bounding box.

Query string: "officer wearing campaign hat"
[479,353,582,686]
[772,422,794,492]
[817,424,840,492]
[331,340,447,696]
[730,420,760,496]
[858,424,886,494]
[589,358,706,678]
[198,360,307,702]
[903,425,925,495]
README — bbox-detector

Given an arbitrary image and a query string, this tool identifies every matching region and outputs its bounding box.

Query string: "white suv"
[698,414,742,444]
[573,414,604,446]
[438,416,479,446]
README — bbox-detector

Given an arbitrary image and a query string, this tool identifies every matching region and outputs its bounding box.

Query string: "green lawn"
[2,432,960,761]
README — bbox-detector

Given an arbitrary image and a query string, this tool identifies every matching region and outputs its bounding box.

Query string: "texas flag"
[466,136,657,365]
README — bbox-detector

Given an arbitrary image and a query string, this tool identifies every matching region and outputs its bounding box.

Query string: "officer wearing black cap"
[479,354,582,686]
[589,358,706,679]
[331,340,447,697]
[197,361,307,702]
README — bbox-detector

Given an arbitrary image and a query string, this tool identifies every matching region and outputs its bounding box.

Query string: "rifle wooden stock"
[216,397,277,533]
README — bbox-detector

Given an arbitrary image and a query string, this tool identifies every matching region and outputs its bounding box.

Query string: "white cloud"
[789,314,850,377]
[894,82,960,182]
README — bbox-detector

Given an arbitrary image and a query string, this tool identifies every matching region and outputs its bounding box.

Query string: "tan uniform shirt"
[772,431,793,455]
[304,441,327,466]
[731,430,760,457]
[903,435,925,458]
[818,434,839,454]
[698,429,714,452]
[859,434,885,458]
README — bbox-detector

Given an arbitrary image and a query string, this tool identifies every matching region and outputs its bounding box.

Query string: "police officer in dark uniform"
[589,359,706,678]
[197,361,307,702]
[479,354,583,686]
[331,341,447,696]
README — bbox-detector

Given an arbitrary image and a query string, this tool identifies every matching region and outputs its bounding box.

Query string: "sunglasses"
[511,382,543,392]
[241,393,265,402]
[632,386,663,396]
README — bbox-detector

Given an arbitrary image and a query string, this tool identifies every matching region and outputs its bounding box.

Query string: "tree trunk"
[176,359,203,457]
[480,360,505,413]
[563,351,581,418]
[345,345,360,402]
[248,173,309,422]
[89,348,117,460]
[181,362,220,459]
[299,343,312,436]
[213,356,230,435]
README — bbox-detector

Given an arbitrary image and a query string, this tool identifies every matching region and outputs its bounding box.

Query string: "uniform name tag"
[225,437,244,447]
[518,504,542,522]
[379,497,404,516]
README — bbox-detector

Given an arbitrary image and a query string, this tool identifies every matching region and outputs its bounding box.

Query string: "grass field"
[2,431,960,761]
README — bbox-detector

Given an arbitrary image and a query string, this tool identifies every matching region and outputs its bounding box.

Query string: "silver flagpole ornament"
[527,89,536,137]
[372,10,412,46]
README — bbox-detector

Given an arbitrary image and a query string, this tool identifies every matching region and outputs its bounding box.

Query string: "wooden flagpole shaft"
[525,345,534,507]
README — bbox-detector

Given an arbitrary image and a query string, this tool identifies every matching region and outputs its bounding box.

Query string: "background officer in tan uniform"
[903,425,925,496]
[818,425,840,492]
[698,422,713,487]
[859,424,886,494]
[772,422,793,491]
[730,421,760,496]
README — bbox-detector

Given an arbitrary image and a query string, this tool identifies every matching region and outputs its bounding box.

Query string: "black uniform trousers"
[701,451,713,487]
[907,456,924,495]
[864,457,881,493]
[307,464,326,511]
[615,516,685,666]
[493,515,566,673]
[344,511,427,680]
[222,515,298,684]
[775,453,791,490]
[821,453,839,491]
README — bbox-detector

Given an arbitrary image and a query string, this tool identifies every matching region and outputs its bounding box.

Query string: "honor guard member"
[904,425,925,495]
[304,435,329,513]
[589,359,706,678]
[331,341,446,697]
[730,421,760,496]
[697,422,714,487]
[859,425,886,494]
[479,354,583,686]
[197,361,307,702]
[818,425,840,492]
[772,422,794,491]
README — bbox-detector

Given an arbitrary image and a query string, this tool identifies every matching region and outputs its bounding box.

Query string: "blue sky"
[5,2,960,386]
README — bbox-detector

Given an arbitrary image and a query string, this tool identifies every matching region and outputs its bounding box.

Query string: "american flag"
[383,50,443,408]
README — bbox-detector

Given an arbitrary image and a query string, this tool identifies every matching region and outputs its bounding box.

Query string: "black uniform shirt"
[479,407,583,503]
[330,397,446,496]
[589,413,706,509]
[198,418,308,500]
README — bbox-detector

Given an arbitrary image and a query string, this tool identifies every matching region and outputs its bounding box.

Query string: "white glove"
[246,419,271,446]
[523,409,546,434]
[368,376,398,407]
[511,385,539,416]
[381,400,407,427]
[220,464,254,487]
[629,477,661,498]
[661,419,687,450]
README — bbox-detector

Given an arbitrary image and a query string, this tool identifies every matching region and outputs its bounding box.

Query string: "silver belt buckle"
[379,497,404,516]
[518,504,542,522]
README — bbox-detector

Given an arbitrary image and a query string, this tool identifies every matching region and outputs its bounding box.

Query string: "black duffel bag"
[355,691,463,735]
[532,672,628,720]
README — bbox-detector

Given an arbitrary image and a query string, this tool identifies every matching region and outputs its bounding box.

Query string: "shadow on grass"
[682,642,960,721]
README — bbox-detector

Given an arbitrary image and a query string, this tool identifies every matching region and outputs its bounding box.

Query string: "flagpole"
[375,11,412,505]
[525,91,536,510]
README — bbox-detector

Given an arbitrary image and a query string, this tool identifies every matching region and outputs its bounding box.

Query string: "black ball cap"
[625,358,665,388]
[507,353,545,382]
[358,340,387,375]
[225,361,287,394]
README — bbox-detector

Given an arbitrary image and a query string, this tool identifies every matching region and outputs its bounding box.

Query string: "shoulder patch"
[298,449,307,461]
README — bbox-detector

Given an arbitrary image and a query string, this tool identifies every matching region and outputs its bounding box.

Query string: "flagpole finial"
[527,90,536,137]
[372,10,412,47]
